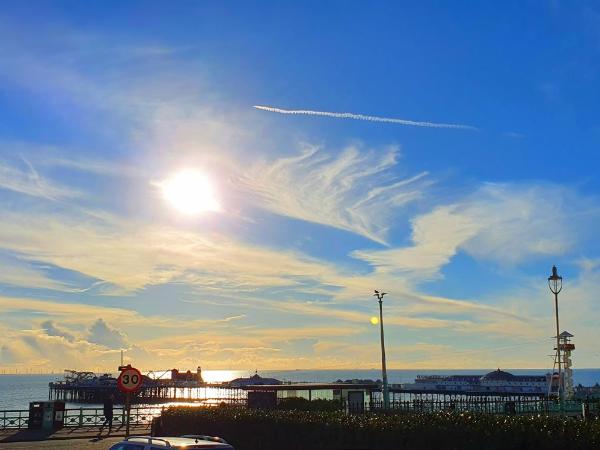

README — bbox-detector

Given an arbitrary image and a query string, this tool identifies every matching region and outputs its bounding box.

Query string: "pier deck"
[49,378,551,405]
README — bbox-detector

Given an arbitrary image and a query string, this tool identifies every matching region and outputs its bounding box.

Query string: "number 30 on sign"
[117,367,143,393]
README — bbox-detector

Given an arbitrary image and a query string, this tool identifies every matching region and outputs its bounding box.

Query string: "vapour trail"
[253,105,477,130]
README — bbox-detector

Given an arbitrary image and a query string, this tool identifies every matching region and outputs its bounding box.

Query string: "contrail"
[253,105,477,130]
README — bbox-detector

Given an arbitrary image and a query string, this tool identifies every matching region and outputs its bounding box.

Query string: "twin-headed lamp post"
[373,290,390,409]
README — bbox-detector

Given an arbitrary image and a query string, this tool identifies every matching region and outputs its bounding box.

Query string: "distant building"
[171,366,203,384]
[335,378,380,384]
[228,373,281,388]
[402,369,550,395]
[574,383,600,399]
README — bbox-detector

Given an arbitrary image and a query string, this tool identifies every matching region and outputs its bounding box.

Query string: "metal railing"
[352,399,600,416]
[1,410,29,429]
[63,406,161,427]
[1,406,161,430]
[361,399,548,414]
[3,399,598,429]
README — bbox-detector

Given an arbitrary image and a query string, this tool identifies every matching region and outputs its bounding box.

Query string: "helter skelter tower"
[548,331,576,399]
[558,331,575,399]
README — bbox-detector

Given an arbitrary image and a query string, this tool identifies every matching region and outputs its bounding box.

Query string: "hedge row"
[277,397,341,411]
[154,406,600,450]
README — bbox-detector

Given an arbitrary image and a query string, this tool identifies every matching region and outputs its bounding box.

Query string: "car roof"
[125,436,233,448]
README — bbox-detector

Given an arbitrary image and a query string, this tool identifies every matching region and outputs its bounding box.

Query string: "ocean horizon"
[1,368,600,410]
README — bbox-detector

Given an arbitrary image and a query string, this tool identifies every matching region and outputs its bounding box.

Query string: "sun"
[370,316,379,325]
[160,169,221,215]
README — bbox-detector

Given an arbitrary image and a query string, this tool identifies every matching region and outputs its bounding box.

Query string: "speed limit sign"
[117,366,143,393]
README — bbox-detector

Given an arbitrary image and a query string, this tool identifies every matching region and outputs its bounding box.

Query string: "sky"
[1,1,600,374]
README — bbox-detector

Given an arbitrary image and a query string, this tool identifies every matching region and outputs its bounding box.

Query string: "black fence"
[275,396,599,416]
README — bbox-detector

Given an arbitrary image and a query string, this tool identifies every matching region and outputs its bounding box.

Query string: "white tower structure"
[558,331,575,399]
[548,330,576,399]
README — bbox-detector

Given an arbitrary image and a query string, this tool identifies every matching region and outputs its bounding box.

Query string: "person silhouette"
[102,394,114,433]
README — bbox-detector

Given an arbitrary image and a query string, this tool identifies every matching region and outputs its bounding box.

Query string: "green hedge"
[154,406,600,450]
[277,397,341,411]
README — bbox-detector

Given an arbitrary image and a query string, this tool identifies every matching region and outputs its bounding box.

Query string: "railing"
[362,399,548,414]
[3,399,599,429]
[354,399,600,416]
[63,406,161,427]
[1,406,161,430]
[0,410,29,429]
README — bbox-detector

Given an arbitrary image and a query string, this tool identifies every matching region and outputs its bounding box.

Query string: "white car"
[108,435,235,449]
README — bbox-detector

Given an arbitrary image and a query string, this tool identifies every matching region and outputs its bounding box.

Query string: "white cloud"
[0,257,74,291]
[0,207,344,292]
[353,204,478,279]
[87,319,128,349]
[38,154,146,179]
[237,145,429,244]
[41,320,76,343]
[459,184,589,263]
[0,157,80,201]
[354,183,597,280]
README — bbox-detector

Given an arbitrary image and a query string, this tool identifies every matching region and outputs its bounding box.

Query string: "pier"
[48,368,246,404]
[48,377,555,414]
[48,380,247,405]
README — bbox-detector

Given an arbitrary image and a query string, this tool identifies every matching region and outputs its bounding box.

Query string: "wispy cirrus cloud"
[38,154,146,179]
[253,105,478,130]
[0,261,74,292]
[353,183,598,281]
[0,157,80,201]
[0,207,342,293]
[237,145,430,244]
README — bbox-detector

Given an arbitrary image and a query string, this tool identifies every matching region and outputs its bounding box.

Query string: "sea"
[1,369,600,410]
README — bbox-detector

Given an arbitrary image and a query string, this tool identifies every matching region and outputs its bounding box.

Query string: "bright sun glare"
[161,169,221,215]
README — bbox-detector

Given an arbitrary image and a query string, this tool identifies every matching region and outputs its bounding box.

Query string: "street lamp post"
[373,290,390,409]
[547,265,563,405]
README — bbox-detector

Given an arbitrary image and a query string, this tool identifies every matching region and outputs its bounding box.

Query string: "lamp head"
[548,265,563,294]
[548,265,561,281]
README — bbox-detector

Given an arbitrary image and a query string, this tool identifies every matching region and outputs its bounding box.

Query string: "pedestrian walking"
[102,394,114,433]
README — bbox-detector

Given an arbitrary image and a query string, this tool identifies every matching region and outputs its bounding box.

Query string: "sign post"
[117,365,143,437]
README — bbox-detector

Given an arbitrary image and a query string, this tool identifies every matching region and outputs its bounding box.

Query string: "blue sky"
[1,1,600,373]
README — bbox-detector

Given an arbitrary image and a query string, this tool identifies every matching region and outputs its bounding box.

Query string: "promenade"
[0,437,122,449]
[0,424,150,448]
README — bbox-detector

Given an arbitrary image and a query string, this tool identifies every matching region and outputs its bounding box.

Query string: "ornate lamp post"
[548,265,563,403]
[373,290,390,409]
